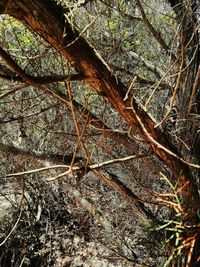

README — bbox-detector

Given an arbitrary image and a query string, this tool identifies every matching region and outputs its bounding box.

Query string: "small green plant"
[153,173,200,266]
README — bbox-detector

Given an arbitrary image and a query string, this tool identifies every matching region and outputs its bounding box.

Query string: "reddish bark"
[0,0,199,215]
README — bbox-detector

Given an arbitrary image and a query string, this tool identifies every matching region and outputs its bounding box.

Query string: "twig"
[145,58,179,109]
[6,165,69,177]
[155,43,184,128]
[134,0,178,64]
[123,76,137,101]
[130,97,200,169]
[65,14,100,48]
[66,78,91,175]
[0,85,28,100]
[188,65,200,113]
[89,153,150,170]
[0,209,22,246]
[0,46,85,85]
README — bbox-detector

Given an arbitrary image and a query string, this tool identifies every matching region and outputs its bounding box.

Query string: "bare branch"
[0,48,85,84]
[134,0,178,65]
[189,65,200,113]
[128,51,165,78]
[93,169,158,222]
[6,165,69,177]
[0,85,29,100]
[89,153,151,170]
[0,103,58,124]
[0,209,22,246]
[0,143,83,164]
[6,153,150,178]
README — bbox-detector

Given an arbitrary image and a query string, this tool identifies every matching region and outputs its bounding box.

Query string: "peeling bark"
[0,0,199,216]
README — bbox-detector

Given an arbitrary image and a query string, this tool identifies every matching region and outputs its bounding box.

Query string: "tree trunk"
[0,0,199,217]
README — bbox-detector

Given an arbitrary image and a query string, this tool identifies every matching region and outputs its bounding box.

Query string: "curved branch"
[0,48,85,84]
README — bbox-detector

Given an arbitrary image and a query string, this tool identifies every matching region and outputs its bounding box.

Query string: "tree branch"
[134,0,178,65]
[128,51,165,78]
[0,143,83,165]
[1,0,198,215]
[0,48,85,84]
[6,153,151,178]
[6,152,158,222]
